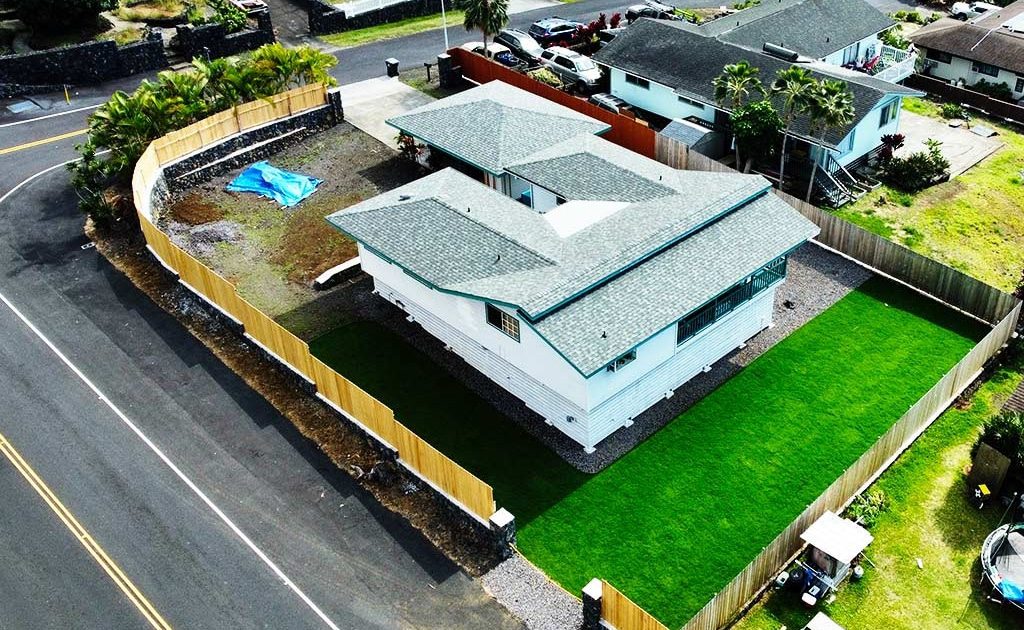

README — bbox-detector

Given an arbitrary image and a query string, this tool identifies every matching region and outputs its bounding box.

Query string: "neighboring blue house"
[593,18,922,206]
[328,81,819,453]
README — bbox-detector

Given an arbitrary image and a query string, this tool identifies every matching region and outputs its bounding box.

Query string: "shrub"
[879,132,904,163]
[732,0,761,9]
[891,191,913,207]
[972,78,1015,102]
[889,9,924,24]
[940,102,966,119]
[730,100,783,171]
[528,67,563,88]
[609,12,621,28]
[847,489,889,527]
[881,138,949,192]
[881,27,910,51]
[972,411,1024,478]
[13,0,117,31]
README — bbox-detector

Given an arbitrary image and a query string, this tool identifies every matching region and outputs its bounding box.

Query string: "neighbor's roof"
[715,0,895,59]
[385,80,610,175]
[327,141,817,374]
[593,19,920,149]
[800,511,873,564]
[910,2,1024,75]
[660,118,717,147]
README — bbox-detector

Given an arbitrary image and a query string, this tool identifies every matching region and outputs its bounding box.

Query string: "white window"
[486,304,520,341]
[625,73,650,89]
[842,42,860,65]
[879,99,899,127]
[607,349,637,372]
[1015,76,1024,94]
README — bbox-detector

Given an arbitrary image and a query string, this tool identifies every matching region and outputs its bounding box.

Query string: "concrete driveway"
[339,76,435,147]
[897,110,1004,178]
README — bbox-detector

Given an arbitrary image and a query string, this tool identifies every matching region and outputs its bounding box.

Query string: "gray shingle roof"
[386,81,610,175]
[910,4,1024,75]
[327,144,818,374]
[592,19,920,148]
[505,149,675,203]
[716,0,895,59]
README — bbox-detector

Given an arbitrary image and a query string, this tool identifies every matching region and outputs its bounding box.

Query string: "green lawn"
[735,354,1024,630]
[319,11,464,48]
[832,97,1024,292]
[311,277,986,625]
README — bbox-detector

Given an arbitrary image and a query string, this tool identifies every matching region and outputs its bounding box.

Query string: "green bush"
[847,489,889,527]
[889,9,925,24]
[972,78,1015,102]
[940,102,966,119]
[13,0,117,31]
[972,411,1024,477]
[208,0,247,33]
[891,191,913,207]
[881,28,910,51]
[528,67,562,89]
[881,138,950,192]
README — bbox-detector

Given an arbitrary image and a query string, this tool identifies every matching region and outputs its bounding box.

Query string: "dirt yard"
[161,122,422,339]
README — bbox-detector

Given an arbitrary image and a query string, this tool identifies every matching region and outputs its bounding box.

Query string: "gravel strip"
[483,554,583,630]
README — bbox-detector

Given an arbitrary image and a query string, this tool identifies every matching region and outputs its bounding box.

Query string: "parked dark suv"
[528,17,584,46]
[494,29,544,63]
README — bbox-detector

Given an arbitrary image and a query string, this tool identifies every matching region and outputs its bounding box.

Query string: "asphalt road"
[0,143,522,627]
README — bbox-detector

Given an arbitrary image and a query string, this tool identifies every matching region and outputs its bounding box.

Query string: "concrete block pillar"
[489,508,516,559]
[327,88,344,123]
[582,578,603,630]
[255,9,275,43]
[437,53,459,89]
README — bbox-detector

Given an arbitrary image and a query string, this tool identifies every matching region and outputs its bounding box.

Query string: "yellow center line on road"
[0,431,173,630]
[0,129,88,156]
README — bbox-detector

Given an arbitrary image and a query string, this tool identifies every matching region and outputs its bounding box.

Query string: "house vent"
[763,42,799,61]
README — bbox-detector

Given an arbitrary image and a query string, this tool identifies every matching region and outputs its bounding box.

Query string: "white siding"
[608,67,715,124]
[359,245,780,451]
[921,49,1024,97]
[585,287,776,447]
[820,33,883,68]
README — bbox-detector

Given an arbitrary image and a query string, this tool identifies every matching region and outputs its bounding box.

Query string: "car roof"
[534,17,577,27]
[500,28,531,36]
[544,46,580,56]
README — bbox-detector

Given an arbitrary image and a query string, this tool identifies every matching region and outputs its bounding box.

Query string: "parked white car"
[950,2,1001,20]
[539,46,603,93]
[459,41,511,58]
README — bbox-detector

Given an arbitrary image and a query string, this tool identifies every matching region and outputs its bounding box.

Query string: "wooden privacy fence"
[131,85,498,523]
[451,48,657,159]
[602,581,669,630]
[905,74,1024,125]
[681,299,1020,630]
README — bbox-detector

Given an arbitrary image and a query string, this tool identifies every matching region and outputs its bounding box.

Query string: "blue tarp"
[226,161,321,208]
[1000,580,1024,603]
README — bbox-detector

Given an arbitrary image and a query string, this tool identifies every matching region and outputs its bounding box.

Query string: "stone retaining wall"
[175,10,275,62]
[0,30,167,97]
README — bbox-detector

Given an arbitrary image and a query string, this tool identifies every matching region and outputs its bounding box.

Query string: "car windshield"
[522,39,543,54]
[575,58,597,71]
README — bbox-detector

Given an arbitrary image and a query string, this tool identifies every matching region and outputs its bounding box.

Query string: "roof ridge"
[528,181,767,317]
[429,196,560,267]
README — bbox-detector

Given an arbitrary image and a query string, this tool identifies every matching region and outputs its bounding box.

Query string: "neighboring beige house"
[910,0,1024,102]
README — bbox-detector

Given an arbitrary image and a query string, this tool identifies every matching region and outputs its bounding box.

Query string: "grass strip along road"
[311,276,986,625]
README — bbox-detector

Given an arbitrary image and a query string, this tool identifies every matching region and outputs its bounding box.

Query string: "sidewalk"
[338,76,435,147]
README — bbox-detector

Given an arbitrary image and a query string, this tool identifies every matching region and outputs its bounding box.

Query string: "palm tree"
[713,60,764,168]
[458,0,509,57]
[804,80,856,203]
[770,66,815,190]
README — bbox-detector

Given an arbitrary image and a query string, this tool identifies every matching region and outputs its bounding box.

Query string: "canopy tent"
[803,612,845,630]
[226,161,321,208]
[801,511,873,565]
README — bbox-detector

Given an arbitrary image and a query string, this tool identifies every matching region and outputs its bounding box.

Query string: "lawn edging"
[128,84,518,563]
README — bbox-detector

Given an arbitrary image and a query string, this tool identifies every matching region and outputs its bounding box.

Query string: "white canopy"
[800,511,873,565]
[804,612,845,630]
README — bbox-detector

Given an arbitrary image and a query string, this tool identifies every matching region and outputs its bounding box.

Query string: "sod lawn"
[734,355,1024,630]
[830,97,1024,292]
[310,276,986,626]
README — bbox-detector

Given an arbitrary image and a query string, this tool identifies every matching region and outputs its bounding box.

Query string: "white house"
[910,1,1024,102]
[326,83,819,452]
[592,19,923,206]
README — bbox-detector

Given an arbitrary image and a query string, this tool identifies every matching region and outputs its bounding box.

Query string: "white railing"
[336,0,409,17]
[874,45,917,83]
